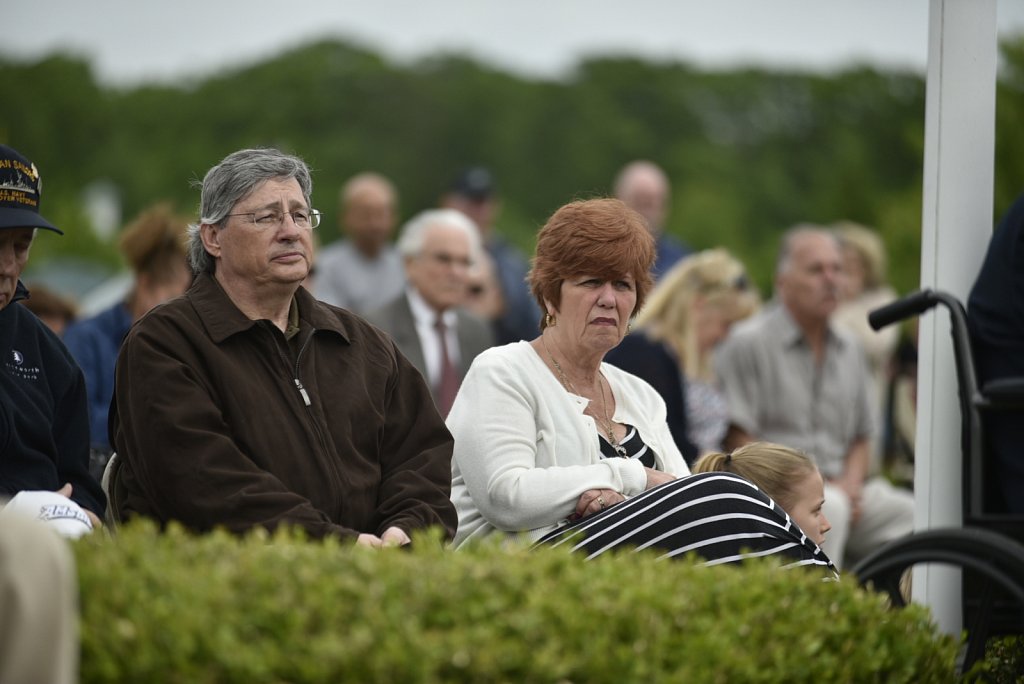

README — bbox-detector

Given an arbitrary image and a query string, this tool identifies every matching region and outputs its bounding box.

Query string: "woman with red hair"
[447,198,834,572]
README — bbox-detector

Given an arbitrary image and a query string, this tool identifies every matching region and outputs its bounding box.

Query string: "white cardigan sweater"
[447,341,690,547]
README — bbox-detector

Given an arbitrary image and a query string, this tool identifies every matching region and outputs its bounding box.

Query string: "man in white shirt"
[313,172,405,313]
[365,209,494,416]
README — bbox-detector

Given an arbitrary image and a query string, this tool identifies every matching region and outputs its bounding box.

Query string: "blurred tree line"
[1,35,1023,296]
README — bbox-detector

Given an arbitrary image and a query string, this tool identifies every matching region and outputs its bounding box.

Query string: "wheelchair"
[851,289,1024,674]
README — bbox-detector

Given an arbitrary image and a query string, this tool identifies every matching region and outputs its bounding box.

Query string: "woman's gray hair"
[186,148,314,274]
[396,208,481,260]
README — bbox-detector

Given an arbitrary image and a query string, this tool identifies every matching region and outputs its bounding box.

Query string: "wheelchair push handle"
[868,289,938,331]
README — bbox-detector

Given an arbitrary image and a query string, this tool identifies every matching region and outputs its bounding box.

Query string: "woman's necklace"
[542,336,628,458]
[596,374,629,458]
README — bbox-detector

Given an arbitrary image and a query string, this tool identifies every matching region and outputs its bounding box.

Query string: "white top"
[447,341,691,547]
[407,287,459,387]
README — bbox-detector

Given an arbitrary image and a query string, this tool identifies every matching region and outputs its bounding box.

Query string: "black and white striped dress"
[538,458,836,576]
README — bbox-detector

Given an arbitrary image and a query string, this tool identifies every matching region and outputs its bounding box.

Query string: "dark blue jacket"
[63,302,133,450]
[2,282,105,516]
[653,233,692,281]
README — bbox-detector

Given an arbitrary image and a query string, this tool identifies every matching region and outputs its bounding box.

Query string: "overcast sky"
[5,1,1024,86]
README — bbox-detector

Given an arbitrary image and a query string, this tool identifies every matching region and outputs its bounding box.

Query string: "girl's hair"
[692,441,817,512]
[635,248,759,381]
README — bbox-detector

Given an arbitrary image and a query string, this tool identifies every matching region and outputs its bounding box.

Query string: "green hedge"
[74,521,957,682]
[980,636,1024,681]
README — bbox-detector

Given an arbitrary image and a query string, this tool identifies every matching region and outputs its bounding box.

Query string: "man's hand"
[832,474,864,525]
[54,482,103,529]
[356,533,383,548]
[356,527,411,549]
[380,526,411,547]
[836,437,870,525]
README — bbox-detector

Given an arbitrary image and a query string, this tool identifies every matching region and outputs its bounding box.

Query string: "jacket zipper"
[292,333,315,406]
[291,330,349,521]
[294,379,311,406]
[270,326,332,458]
[268,324,347,521]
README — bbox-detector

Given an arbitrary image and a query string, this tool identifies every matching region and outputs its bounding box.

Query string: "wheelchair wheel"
[852,527,1024,675]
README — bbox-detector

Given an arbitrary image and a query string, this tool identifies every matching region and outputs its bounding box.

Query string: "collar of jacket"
[12,280,29,304]
[768,301,846,352]
[190,272,351,345]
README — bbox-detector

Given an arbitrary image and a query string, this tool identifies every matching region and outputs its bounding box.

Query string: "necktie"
[434,317,460,417]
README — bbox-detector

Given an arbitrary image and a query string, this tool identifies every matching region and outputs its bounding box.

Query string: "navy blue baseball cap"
[449,166,495,201]
[0,145,63,234]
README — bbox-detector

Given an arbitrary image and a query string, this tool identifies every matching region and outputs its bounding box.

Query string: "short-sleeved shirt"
[714,303,873,478]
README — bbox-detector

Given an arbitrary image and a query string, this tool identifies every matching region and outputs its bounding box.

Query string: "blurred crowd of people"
[13,148,924,562]
[14,139,1023,679]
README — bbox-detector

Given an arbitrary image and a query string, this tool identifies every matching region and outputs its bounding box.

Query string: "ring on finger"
[597,496,606,509]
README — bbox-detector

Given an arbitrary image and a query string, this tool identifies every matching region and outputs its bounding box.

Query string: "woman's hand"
[572,488,625,520]
[643,468,677,491]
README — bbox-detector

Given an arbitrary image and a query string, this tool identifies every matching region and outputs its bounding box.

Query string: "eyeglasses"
[224,209,321,230]
[422,251,472,269]
[693,272,751,293]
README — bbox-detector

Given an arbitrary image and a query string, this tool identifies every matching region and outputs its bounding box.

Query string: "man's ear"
[200,223,221,259]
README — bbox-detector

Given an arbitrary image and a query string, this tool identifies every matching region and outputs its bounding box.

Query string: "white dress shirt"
[407,287,460,387]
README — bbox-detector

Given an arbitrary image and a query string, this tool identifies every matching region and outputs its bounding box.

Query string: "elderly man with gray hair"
[109,147,456,547]
[715,225,914,569]
[366,209,494,417]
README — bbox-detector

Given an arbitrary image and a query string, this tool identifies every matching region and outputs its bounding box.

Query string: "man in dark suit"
[968,192,1024,513]
[366,209,494,416]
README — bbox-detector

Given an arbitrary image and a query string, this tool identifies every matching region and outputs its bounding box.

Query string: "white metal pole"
[915,0,997,634]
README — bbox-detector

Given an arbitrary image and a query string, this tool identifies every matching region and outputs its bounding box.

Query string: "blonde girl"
[693,441,831,547]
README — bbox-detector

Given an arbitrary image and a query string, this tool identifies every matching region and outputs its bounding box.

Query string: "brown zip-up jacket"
[110,273,456,541]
